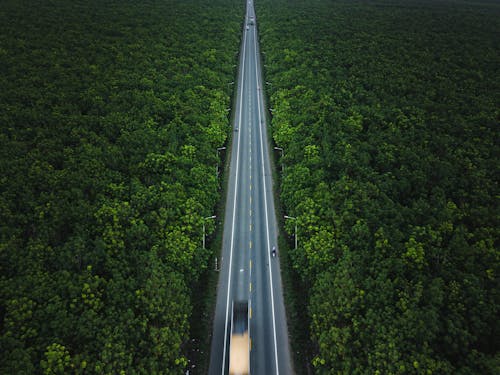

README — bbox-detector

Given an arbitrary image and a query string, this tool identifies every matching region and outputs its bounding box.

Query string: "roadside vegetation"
[0,0,242,373]
[256,0,499,373]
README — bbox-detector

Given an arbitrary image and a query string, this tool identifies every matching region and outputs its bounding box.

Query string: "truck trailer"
[229,300,250,375]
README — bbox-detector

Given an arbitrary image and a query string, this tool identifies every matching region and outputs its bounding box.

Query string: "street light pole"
[274,147,284,174]
[216,147,226,177]
[284,215,297,250]
[217,147,226,158]
[203,215,216,249]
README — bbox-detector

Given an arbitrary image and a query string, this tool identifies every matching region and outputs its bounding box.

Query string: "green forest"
[0,0,242,373]
[256,0,499,373]
[1,0,499,374]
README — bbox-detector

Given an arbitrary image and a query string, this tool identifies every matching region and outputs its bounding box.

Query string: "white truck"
[229,301,250,375]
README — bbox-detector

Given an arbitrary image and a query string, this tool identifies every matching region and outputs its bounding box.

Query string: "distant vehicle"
[246,26,249,30]
[234,126,239,132]
[272,246,276,257]
[248,17,254,25]
[229,301,250,375]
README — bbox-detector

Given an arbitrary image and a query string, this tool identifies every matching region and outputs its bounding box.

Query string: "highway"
[208,1,293,374]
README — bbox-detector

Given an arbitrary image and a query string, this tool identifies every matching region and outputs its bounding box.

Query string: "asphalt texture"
[208,1,293,374]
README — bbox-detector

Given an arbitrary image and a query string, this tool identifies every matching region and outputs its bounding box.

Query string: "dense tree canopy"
[0,0,242,373]
[256,0,499,373]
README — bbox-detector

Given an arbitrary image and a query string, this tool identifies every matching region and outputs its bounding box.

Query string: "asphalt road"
[208,1,293,374]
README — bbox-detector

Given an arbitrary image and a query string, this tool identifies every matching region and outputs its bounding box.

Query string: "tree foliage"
[0,0,242,373]
[256,0,499,373]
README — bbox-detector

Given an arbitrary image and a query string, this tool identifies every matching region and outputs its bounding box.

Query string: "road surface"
[208,1,293,374]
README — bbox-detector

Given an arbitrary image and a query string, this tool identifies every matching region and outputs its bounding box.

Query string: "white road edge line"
[221,10,248,375]
[252,12,280,375]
